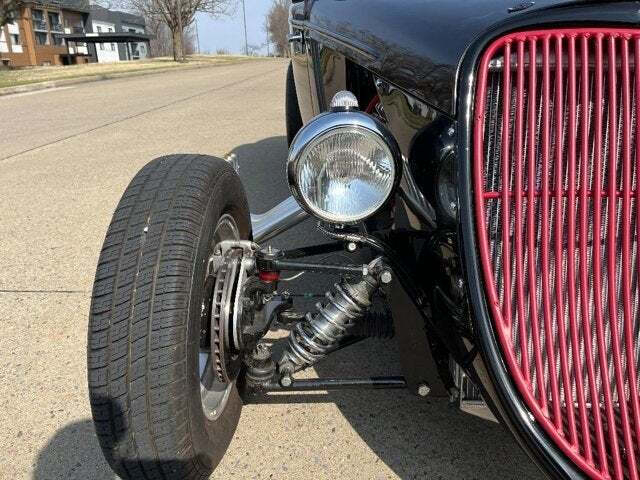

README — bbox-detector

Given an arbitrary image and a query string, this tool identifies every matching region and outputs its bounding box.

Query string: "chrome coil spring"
[279,273,379,373]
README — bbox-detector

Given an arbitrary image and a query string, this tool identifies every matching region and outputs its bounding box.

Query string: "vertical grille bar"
[514,39,530,382]
[554,34,578,446]
[607,35,638,478]
[527,36,548,408]
[593,33,624,478]
[541,34,564,429]
[567,33,591,460]
[580,33,608,473]
[474,28,640,479]
[502,41,513,331]
[621,35,640,479]
[634,35,640,458]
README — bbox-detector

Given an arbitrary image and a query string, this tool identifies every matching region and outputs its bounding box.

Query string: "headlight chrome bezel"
[287,110,403,224]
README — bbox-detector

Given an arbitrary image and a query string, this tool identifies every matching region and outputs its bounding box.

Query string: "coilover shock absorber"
[277,257,388,383]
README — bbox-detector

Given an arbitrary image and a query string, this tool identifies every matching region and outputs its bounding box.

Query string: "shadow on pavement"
[32,410,211,480]
[33,418,114,480]
[232,136,542,479]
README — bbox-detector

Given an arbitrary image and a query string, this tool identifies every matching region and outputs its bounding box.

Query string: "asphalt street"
[0,59,543,479]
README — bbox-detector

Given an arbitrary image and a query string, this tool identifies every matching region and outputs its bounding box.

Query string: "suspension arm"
[264,259,367,274]
[263,376,407,392]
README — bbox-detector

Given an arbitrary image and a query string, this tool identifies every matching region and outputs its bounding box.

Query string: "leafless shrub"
[265,0,289,57]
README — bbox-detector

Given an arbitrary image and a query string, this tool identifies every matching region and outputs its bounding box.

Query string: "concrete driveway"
[0,59,543,479]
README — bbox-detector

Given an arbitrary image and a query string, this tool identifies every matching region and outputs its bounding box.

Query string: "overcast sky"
[195,1,273,56]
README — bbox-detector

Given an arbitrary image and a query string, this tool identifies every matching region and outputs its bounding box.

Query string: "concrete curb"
[0,58,263,97]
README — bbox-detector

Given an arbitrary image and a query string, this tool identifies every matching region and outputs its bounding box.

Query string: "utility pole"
[241,0,248,56]
[177,0,184,61]
[195,15,200,54]
[266,29,269,56]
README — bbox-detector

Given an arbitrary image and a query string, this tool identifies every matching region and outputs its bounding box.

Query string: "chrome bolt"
[380,270,393,284]
[280,375,293,387]
[347,242,357,252]
[417,383,431,397]
[374,78,387,92]
[224,153,239,173]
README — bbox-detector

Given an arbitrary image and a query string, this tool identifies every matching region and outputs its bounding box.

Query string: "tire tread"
[88,154,244,480]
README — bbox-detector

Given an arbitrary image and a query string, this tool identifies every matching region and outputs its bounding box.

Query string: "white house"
[87,5,149,63]
[92,20,119,63]
[121,23,148,60]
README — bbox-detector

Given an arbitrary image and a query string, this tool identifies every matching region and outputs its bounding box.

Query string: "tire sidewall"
[185,165,250,471]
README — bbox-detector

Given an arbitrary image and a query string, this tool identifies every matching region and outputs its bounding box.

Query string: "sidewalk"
[0,55,261,96]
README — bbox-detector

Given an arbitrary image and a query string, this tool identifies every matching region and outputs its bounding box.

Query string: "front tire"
[88,154,250,479]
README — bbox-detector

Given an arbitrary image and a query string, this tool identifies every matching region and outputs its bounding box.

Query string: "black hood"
[303,0,640,115]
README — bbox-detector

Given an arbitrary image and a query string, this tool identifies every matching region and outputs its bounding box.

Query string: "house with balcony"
[87,5,148,63]
[0,0,91,67]
[0,1,150,67]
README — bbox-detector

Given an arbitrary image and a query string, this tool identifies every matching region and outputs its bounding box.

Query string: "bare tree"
[265,0,289,57]
[183,23,197,55]
[246,42,263,56]
[0,0,19,27]
[126,0,235,61]
[0,0,19,67]
[144,14,173,56]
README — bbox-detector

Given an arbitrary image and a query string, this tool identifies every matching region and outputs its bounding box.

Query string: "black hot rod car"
[88,0,640,478]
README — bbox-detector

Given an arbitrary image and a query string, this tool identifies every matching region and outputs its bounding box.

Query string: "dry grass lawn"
[0,55,256,89]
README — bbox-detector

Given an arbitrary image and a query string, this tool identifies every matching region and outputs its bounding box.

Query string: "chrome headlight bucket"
[287,109,402,224]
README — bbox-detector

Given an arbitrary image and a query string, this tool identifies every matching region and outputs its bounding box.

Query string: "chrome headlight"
[287,102,401,224]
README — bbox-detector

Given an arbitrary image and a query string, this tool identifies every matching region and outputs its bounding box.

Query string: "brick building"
[0,1,150,67]
[0,0,91,67]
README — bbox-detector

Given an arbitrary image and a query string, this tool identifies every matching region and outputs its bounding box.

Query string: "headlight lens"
[292,125,396,223]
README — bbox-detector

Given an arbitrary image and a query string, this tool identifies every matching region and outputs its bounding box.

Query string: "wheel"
[285,61,303,147]
[88,154,251,479]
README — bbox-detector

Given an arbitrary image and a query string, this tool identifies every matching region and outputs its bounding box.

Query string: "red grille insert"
[474,28,640,479]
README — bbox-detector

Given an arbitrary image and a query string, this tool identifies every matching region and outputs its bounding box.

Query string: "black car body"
[288,1,640,478]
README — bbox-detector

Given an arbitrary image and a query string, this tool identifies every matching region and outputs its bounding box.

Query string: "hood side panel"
[306,0,635,114]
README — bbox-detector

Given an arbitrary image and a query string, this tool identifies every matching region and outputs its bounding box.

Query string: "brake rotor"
[210,250,243,383]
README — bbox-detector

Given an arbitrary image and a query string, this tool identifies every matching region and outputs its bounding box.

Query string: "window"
[11,33,20,45]
[35,32,48,45]
[0,30,7,54]
[96,25,103,50]
[52,35,63,46]
[48,12,60,30]
[32,9,47,31]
